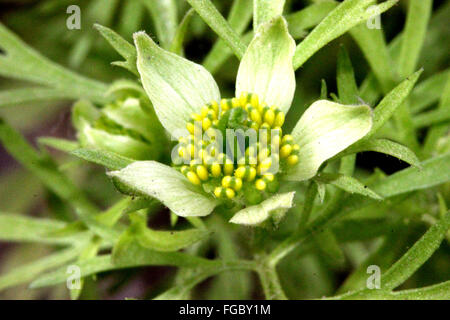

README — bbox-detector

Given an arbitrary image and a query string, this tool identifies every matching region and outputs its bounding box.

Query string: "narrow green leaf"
[410,69,450,114]
[286,1,338,39]
[313,229,345,267]
[112,229,218,268]
[71,148,134,170]
[118,0,145,38]
[170,9,195,55]
[203,0,253,73]
[423,74,450,155]
[0,23,107,103]
[38,137,80,153]
[350,23,394,93]
[372,153,450,198]
[412,109,450,129]
[383,213,450,290]
[154,267,223,300]
[398,0,433,78]
[31,253,254,289]
[253,0,286,30]
[0,87,76,108]
[293,0,398,70]
[366,70,422,139]
[336,46,359,104]
[0,119,98,218]
[0,214,88,245]
[390,280,450,300]
[315,173,382,200]
[94,24,138,75]
[130,213,211,252]
[343,139,421,168]
[0,247,81,292]
[140,0,178,50]
[186,0,246,59]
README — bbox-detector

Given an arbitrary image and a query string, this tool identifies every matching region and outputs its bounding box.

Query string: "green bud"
[72,97,165,160]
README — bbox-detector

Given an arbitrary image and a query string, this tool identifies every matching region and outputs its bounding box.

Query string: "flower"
[108,16,373,226]
[72,92,165,160]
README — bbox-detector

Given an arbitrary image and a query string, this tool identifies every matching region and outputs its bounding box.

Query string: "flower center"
[172,92,299,205]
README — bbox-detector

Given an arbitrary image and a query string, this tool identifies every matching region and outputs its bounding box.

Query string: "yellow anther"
[249,121,260,131]
[282,134,294,145]
[264,108,275,126]
[245,146,257,157]
[235,166,246,179]
[239,92,248,106]
[258,102,267,113]
[210,101,219,114]
[225,188,235,199]
[210,163,221,177]
[191,113,202,122]
[200,105,210,117]
[250,109,262,125]
[222,175,232,188]
[224,159,234,175]
[247,167,257,181]
[272,126,282,137]
[190,159,198,167]
[179,137,187,144]
[196,165,209,181]
[292,144,300,153]
[181,166,189,175]
[188,144,195,158]
[280,144,293,158]
[287,155,299,166]
[178,147,186,158]
[187,171,201,185]
[260,123,271,130]
[234,177,243,191]
[250,94,259,108]
[258,148,270,161]
[271,134,281,147]
[263,173,274,182]
[258,157,272,174]
[207,109,217,120]
[255,179,266,191]
[202,117,212,130]
[186,122,195,134]
[231,98,240,108]
[274,112,285,127]
[214,187,222,198]
[220,99,230,111]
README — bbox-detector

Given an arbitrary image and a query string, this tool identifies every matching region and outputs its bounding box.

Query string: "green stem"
[257,259,287,300]
[186,0,246,59]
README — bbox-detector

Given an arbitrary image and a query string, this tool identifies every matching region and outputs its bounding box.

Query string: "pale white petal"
[236,16,295,113]
[108,161,218,217]
[134,32,220,137]
[229,192,295,226]
[288,100,373,181]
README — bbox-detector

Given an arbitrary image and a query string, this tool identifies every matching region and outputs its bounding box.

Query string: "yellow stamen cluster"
[173,93,300,204]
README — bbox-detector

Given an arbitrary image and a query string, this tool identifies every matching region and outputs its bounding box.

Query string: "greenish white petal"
[134,31,220,137]
[235,16,296,113]
[288,100,373,181]
[108,161,218,217]
[229,192,295,226]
